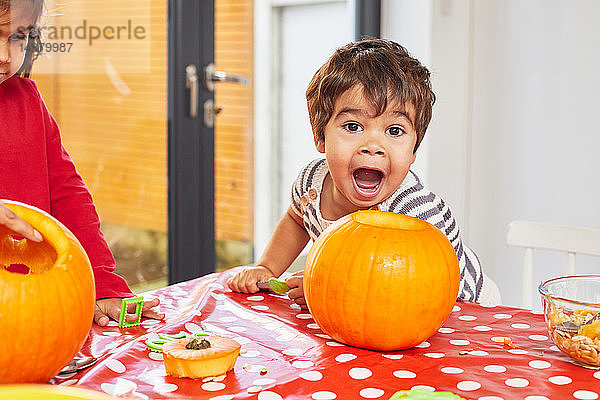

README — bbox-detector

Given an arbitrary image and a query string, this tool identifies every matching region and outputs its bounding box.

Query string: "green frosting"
[389,388,466,400]
[268,277,290,294]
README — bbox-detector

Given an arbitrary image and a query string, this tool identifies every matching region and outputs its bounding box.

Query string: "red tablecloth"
[51,270,600,399]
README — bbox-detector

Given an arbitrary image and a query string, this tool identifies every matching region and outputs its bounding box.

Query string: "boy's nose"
[359,136,385,156]
[359,145,385,156]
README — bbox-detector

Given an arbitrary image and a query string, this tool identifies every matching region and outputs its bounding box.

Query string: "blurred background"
[32,0,600,309]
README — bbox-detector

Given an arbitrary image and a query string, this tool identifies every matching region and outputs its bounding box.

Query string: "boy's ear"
[313,131,325,153]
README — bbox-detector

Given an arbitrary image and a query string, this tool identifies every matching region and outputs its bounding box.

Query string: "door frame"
[168,0,216,284]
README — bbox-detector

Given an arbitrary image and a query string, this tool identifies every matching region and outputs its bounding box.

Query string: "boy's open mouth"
[352,168,384,197]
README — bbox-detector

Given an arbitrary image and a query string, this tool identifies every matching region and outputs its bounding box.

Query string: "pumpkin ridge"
[52,262,77,373]
[361,229,379,348]
[341,221,367,341]
[320,220,355,337]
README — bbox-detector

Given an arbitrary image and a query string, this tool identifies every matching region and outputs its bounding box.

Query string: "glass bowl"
[539,275,600,366]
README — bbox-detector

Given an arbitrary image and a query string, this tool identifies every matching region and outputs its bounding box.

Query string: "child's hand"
[227,265,274,293]
[93,297,165,326]
[286,271,308,309]
[0,200,43,242]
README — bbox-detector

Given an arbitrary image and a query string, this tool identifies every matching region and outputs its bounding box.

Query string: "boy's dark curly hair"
[306,38,436,153]
[1,0,44,78]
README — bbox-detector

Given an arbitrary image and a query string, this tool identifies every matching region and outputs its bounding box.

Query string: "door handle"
[185,64,198,118]
[203,63,249,92]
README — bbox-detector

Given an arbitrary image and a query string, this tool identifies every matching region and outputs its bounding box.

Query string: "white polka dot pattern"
[153,383,178,393]
[312,391,337,400]
[505,378,529,388]
[548,376,572,385]
[258,391,284,400]
[484,365,507,373]
[300,371,323,381]
[292,360,314,369]
[349,368,372,379]
[456,380,481,391]
[105,360,126,374]
[335,354,357,363]
[202,382,226,391]
[424,353,445,358]
[574,391,599,400]
[529,360,551,369]
[360,388,385,398]
[473,325,493,331]
[393,370,416,379]
[68,276,598,399]
[441,367,464,374]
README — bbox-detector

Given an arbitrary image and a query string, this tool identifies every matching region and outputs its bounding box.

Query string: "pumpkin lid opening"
[1,201,72,274]
[351,210,426,230]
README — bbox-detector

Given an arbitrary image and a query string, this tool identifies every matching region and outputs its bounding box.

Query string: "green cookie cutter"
[118,296,144,328]
[268,277,290,294]
[145,332,210,352]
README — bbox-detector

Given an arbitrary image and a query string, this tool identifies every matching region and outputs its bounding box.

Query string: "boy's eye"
[386,126,405,137]
[343,122,363,132]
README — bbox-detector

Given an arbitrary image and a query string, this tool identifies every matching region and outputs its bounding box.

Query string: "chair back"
[506,220,600,308]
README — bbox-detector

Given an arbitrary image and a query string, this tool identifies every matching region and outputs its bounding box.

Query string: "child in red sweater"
[0,0,164,326]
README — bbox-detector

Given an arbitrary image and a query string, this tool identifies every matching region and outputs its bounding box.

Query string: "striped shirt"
[290,158,484,302]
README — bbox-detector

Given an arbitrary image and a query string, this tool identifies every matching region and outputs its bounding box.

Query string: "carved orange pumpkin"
[304,210,460,351]
[0,200,95,383]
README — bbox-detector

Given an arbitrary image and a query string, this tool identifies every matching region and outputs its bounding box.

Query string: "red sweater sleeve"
[34,80,134,299]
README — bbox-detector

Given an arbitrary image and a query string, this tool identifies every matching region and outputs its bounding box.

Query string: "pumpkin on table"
[304,210,460,351]
[0,200,95,383]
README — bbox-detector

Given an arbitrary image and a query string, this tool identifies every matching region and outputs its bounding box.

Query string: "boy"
[228,39,497,306]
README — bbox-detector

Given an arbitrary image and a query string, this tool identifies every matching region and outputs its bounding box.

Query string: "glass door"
[34,0,171,292]
[32,0,253,291]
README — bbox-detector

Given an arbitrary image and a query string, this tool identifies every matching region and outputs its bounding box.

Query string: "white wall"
[277,3,353,218]
[254,0,354,257]
[384,0,600,309]
[468,0,600,308]
[381,0,433,183]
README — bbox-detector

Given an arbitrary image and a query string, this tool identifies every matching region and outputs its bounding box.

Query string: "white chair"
[506,220,600,309]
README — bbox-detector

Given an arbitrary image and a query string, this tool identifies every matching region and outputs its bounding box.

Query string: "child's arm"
[227,206,309,293]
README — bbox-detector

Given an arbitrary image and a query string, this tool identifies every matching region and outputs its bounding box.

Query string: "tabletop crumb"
[504,338,519,349]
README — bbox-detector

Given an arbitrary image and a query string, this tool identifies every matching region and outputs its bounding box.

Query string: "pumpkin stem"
[185,338,211,350]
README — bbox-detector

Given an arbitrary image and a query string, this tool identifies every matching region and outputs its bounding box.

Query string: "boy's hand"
[227,265,274,294]
[0,200,43,242]
[94,297,165,326]
[286,271,308,309]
